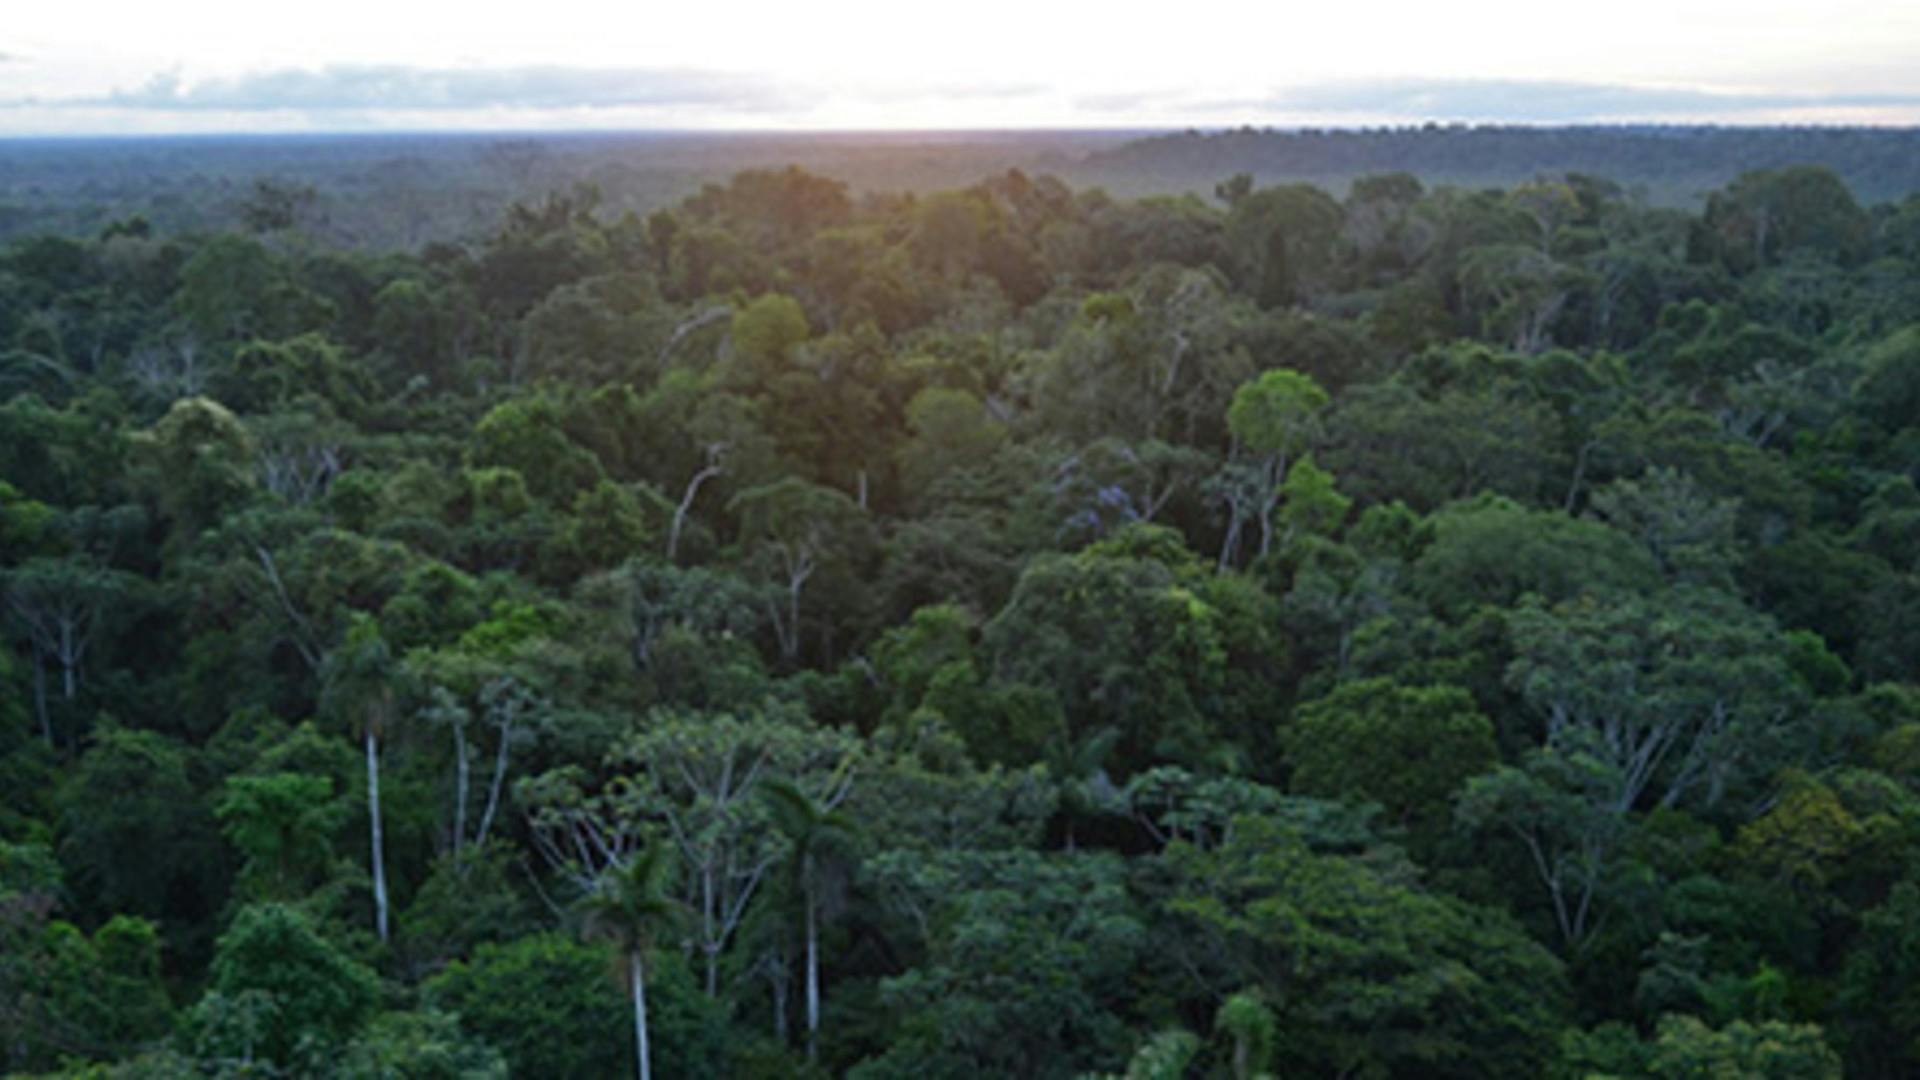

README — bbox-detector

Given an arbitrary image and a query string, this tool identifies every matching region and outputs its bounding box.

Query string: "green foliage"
[1226,368,1328,455]
[426,933,728,1079]
[217,771,345,900]
[0,884,173,1073]
[197,903,381,1065]
[983,529,1284,773]
[1287,678,1497,835]
[56,727,221,931]
[1163,814,1568,1078]
[3,153,1918,1080]
[856,850,1146,1079]
[333,1010,509,1079]
[469,393,604,499]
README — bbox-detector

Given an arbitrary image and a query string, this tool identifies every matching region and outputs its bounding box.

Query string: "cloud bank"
[5,66,1920,132]
[92,64,800,113]
[1262,78,1920,123]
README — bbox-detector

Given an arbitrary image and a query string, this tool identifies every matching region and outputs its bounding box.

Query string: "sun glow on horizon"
[5,1,1920,134]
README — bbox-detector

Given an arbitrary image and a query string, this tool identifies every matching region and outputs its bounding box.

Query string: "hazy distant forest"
[3,126,1920,1078]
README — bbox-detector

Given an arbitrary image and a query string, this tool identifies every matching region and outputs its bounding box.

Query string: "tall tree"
[1215,368,1328,569]
[319,613,399,945]
[761,775,857,1061]
[3,556,137,746]
[581,844,681,1080]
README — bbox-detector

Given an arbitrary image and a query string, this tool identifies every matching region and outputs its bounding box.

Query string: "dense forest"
[2,153,1919,1078]
[13,125,1920,251]
[1081,126,1920,205]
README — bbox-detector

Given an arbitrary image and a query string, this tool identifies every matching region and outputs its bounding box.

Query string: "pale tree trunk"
[451,721,470,859]
[1217,509,1245,573]
[59,617,78,699]
[770,956,790,1044]
[804,889,820,1062]
[667,446,725,564]
[365,729,390,944]
[1563,439,1595,513]
[631,951,651,1080]
[31,652,50,747]
[475,715,513,848]
[1254,455,1282,561]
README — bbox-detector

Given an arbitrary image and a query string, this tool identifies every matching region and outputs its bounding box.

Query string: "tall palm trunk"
[365,728,390,944]
[631,951,651,1080]
[804,888,820,1062]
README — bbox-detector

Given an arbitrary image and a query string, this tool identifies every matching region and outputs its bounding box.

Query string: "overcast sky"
[4,1,1919,135]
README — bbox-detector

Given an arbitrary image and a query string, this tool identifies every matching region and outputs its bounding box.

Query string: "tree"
[761,776,858,1061]
[4,556,139,746]
[195,903,380,1068]
[333,1010,509,1079]
[1836,880,1920,1076]
[0,848,173,1073]
[425,933,727,1079]
[1588,466,1740,587]
[581,844,682,1080]
[1224,183,1344,308]
[215,771,343,901]
[728,478,871,665]
[1286,678,1497,838]
[56,727,221,936]
[1461,586,1805,950]
[854,849,1146,1079]
[1703,166,1870,272]
[1647,1015,1842,1079]
[982,526,1285,775]
[1215,368,1329,569]
[1506,586,1803,815]
[1161,814,1567,1078]
[896,387,1006,499]
[469,392,603,501]
[319,613,399,944]
[1214,990,1277,1080]
[134,395,256,547]
[521,705,860,996]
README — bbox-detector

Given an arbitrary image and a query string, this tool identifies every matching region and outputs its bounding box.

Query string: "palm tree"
[1214,989,1277,1080]
[762,777,857,1063]
[1045,725,1122,853]
[319,613,398,945]
[581,844,680,1080]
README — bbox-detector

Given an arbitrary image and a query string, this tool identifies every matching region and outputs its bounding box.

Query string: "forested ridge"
[1080,126,1920,205]
[2,158,1919,1078]
[13,125,1920,252]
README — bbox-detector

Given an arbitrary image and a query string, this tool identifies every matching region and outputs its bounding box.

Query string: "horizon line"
[7,119,1920,143]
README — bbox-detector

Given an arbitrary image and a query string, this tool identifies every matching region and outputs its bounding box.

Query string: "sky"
[3,1,1919,135]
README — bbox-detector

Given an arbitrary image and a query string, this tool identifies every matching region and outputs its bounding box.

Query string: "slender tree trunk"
[365,729,390,944]
[452,721,470,859]
[785,576,804,664]
[668,459,723,563]
[804,889,820,1062]
[771,960,790,1044]
[31,651,50,747]
[475,717,513,849]
[58,618,77,699]
[702,864,720,996]
[1254,454,1283,560]
[1563,438,1594,513]
[631,951,651,1080]
[1217,509,1244,573]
